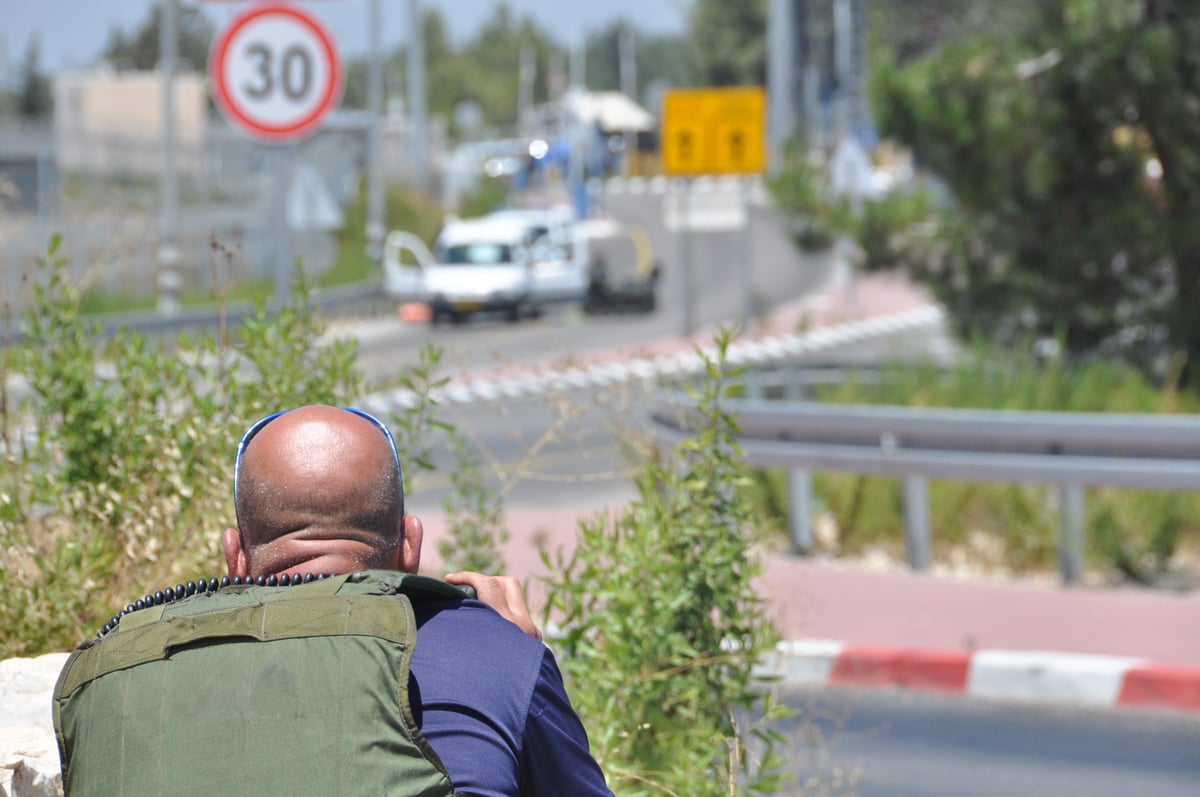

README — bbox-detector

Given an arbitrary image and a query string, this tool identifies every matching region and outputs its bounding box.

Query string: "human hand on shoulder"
[444,572,542,641]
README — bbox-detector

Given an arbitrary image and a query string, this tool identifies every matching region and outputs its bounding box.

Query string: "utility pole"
[518,43,535,138]
[834,0,868,140]
[802,2,822,150]
[767,0,796,175]
[365,0,385,262]
[834,0,852,140]
[157,0,180,316]
[407,0,428,189]
[618,24,637,176]
[851,0,869,136]
[568,31,587,218]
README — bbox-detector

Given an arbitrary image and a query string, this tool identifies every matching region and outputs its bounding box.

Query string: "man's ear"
[222,528,250,578]
[398,515,423,574]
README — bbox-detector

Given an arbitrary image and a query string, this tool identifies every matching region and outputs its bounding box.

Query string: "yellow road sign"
[661,87,767,176]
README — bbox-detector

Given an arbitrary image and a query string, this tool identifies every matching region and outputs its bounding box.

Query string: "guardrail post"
[1059,485,1086,585]
[788,469,815,554]
[902,476,931,571]
[784,364,806,401]
[746,368,764,400]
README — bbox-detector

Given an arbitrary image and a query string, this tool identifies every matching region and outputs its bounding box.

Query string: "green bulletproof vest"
[53,570,465,797]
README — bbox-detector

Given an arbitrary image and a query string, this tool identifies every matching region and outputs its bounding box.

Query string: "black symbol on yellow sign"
[729,131,745,165]
[678,132,694,164]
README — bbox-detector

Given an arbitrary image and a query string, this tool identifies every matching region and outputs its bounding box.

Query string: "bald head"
[228,405,409,577]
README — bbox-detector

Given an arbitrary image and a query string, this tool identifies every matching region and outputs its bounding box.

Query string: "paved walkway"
[412,269,1200,715]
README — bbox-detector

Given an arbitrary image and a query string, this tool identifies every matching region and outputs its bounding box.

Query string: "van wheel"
[506,301,523,323]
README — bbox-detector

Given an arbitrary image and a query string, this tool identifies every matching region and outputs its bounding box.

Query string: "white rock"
[0,654,69,797]
[0,654,69,731]
[0,727,62,797]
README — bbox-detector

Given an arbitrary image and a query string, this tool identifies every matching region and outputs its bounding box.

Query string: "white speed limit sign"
[210,3,343,142]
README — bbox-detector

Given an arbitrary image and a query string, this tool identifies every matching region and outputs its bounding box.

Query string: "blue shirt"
[410,598,613,797]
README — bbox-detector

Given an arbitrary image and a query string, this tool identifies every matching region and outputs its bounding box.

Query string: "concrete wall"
[53,68,207,178]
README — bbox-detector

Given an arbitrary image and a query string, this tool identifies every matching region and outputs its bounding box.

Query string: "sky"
[1,0,690,75]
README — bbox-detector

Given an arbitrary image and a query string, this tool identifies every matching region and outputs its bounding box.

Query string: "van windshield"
[437,243,515,265]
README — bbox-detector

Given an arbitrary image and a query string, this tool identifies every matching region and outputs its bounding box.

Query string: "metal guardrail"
[2,281,393,346]
[647,386,1200,584]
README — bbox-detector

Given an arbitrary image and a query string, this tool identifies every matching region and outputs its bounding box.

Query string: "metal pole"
[788,469,815,554]
[803,0,822,149]
[157,0,180,316]
[678,179,695,337]
[767,0,795,175]
[852,0,869,136]
[1059,485,1086,585]
[619,25,637,177]
[365,0,385,262]
[271,144,293,307]
[518,43,535,138]
[568,31,587,218]
[834,0,852,141]
[407,0,428,189]
[903,476,931,571]
[740,177,754,325]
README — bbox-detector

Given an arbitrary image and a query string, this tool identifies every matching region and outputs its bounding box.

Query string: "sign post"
[209,3,343,305]
[661,87,767,334]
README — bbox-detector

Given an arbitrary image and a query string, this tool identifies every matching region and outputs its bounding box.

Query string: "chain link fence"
[0,118,357,321]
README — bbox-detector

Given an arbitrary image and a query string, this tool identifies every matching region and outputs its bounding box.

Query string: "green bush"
[0,238,363,658]
[767,138,859,254]
[541,330,790,796]
[852,186,937,273]
[327,181,446,286]
[456,175,511,219]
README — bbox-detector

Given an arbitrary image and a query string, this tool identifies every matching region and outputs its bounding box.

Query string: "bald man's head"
[228,405,409,577]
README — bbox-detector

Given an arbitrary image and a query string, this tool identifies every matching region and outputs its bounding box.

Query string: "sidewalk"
[413,269,1200,716]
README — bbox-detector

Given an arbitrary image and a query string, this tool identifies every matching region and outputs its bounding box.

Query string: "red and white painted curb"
[760,640,1200,714]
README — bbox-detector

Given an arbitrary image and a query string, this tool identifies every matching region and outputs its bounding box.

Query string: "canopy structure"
[564,91,656,134]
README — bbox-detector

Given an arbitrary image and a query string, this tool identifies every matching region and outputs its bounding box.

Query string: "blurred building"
[53,67,208,178]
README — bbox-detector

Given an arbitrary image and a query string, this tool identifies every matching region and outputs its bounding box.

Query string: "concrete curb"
[760,640,1200,714]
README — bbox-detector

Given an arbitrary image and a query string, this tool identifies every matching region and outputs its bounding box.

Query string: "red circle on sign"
[209,3,343,142]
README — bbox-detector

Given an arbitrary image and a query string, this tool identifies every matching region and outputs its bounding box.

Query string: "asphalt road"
[777,687,1200,797]
[349,186,833,385]
[391,323,956,512]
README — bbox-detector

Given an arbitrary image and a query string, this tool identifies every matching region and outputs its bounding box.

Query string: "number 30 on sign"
[209,3,343,143]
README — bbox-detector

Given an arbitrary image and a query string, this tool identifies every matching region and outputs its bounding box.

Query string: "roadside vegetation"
[1,241,793,794]
[322,181,445,289]
[745,344,1200,586]
[760,1,1200,587]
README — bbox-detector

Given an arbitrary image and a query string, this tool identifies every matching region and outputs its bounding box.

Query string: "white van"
[383,208,589,324]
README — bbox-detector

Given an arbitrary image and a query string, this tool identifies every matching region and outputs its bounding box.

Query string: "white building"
[53,67,208,178]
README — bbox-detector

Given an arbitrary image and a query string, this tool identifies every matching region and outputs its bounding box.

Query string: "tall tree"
[585,20,628,93]
[687,0,767,86]
[101,2,214,71]
[416,4,559,137]
[872,0,1200,382]
[16,37,52,118]
[868,0,1041,63]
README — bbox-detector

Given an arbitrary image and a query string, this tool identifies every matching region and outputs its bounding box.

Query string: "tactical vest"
[53,570,467,797]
